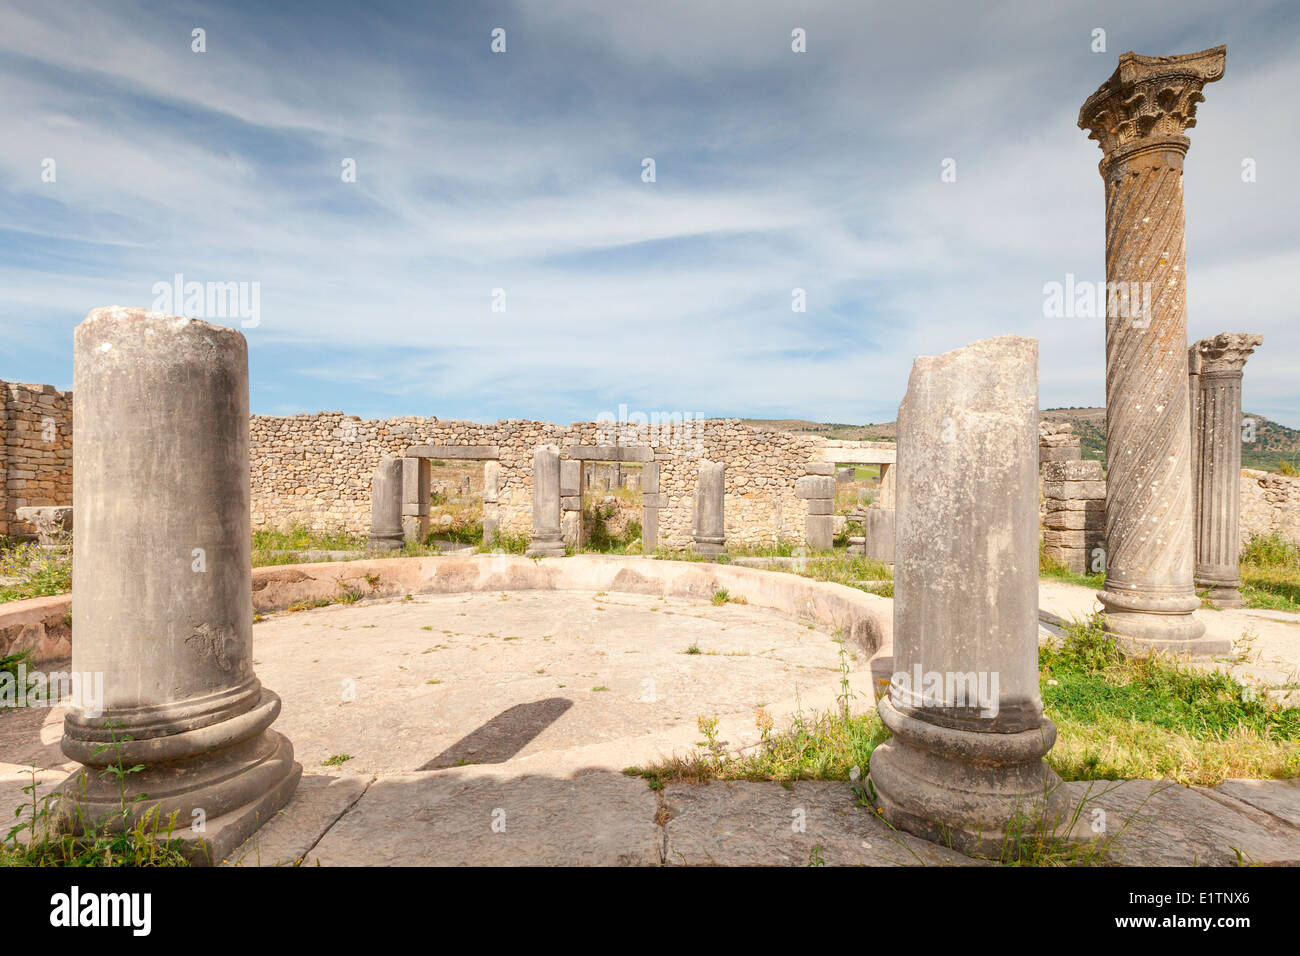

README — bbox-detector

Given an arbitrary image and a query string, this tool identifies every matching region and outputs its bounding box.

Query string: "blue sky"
[1,0,1297,426]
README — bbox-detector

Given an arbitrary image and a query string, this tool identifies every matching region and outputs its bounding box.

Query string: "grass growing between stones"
[1042,615,1300,786]
[0,539,71,603]
[632,638,889,787]
[251,523,366,566]
[627,708,890,789]
[1,727,191,867]
[1238,532,1300,613]
[1038,546,1105,590]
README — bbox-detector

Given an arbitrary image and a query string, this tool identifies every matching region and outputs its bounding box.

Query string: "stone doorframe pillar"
[400,457,431,545]
[404,444,501,547]
[1078,45,1228,655]
[564,444,657,551]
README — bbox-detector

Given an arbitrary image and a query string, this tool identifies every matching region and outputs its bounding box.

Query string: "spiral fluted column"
[1078,46,1228,655]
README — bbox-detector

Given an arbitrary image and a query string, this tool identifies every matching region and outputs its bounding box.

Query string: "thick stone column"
[1191,333,1262,608]
[526,445,565,557]
[691,460,726,555]
[368,457,404,551]
[400,457,430,545]
[869,336,1069,857]
[61,307,300,864]
[1078,46,1227,654]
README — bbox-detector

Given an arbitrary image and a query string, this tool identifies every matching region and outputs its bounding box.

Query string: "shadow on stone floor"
[416,697,574,770]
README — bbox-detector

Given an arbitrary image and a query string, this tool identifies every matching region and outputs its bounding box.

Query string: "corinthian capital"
[1078,46,1226,157]
[1194,332,1263,375]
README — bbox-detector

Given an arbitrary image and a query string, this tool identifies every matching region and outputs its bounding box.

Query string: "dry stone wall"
[1,382,73,539]
[7,380,1300,555]
[1239,469,1300,546]
[249,414,821,550]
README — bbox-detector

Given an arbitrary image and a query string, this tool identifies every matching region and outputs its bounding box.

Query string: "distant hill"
[741,419,896,441]
[743,408,1300,474]
[1040,407,1300,472]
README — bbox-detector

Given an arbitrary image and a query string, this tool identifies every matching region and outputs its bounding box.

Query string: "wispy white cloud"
[0,0,1295,427]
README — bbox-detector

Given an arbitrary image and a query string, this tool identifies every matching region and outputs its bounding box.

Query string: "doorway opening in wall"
[426,458,484,550]
[836,462,878,544]
[577,460,643,553]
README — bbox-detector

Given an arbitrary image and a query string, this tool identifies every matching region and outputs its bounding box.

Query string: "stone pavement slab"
[1063,778,1300,866]
[1210,777,1300,829]
[661,779,986,866]
[224,772,372,867]
[305,766,662,866]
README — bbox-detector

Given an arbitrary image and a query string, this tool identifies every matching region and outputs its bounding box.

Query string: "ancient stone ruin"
[871,335,1071,854]
[1079,45,1228,654]
[1190,333,1263,607]
[59,307,300,863]
[5,42,1300,873]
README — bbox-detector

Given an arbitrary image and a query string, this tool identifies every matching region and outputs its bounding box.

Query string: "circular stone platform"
[255,589,854,774]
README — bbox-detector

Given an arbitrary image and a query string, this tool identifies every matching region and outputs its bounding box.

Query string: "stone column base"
[1195,571,1244,609]
[869,697,1080,858]
[526,533,565,557]
[368,531,403,552]
[1098,589,1229,655]
[58,691,301,866]
[1199,585,1244,609]
[691,535,725,556]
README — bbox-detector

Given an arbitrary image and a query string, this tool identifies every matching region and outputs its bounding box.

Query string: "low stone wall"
[3,554,891,665]
[1,382,73,539]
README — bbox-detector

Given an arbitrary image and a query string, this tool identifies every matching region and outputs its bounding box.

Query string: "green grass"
[0,541,71,603]
[581,499,642,553]
[475,530,530,554]
[1042,614,1299,786]
[629,709,889,789]
[635,611,1297,794]
[2,723,192,867]
[835,463,880,481]
[1238,532,1300,612]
